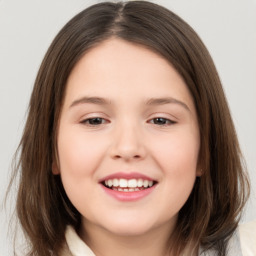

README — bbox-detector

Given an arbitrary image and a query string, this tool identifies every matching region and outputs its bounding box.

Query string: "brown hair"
[9,1,249,255]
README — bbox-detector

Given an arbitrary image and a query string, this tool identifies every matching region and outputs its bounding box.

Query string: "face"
[56,38,200,238]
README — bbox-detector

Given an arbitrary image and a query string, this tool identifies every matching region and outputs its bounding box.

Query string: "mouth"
[99,172,158,201]
[101,178,158,192]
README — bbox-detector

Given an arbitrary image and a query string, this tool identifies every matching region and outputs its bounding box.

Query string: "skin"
[55,38,201,256]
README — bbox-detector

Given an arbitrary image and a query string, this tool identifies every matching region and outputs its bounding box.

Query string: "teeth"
[137,179,143,187]
[113,178,119,186]
[108,179,113,187]
[119,179,128,188]
[143,180,149,188]
[103,178,155,189]
[128,179,137,188]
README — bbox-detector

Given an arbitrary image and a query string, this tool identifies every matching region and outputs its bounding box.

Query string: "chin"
[100,216,159,237]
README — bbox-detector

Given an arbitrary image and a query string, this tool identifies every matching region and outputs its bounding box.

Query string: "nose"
[109,122,146,161]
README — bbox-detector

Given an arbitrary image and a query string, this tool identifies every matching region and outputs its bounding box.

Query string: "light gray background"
[1,0,255,255]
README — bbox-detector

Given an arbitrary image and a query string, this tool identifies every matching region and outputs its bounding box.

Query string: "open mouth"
[101,178,158,192]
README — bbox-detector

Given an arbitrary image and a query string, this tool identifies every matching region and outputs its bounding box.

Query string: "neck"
[79,220,176,256]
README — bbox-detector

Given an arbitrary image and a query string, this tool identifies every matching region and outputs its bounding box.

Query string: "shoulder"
[60,223,256,256]
[226,221,256,256]
[59,243,73,256]
[238,220,256,256]
[60,225,96,256]
[200,221,256,256]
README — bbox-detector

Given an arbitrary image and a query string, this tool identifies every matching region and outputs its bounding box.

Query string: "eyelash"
[148,117,176,126]
[80,117,108,126]
[80,117,176,126]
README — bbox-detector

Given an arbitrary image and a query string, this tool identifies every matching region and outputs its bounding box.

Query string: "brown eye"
[81,117,107,126]
[150,118,176,126]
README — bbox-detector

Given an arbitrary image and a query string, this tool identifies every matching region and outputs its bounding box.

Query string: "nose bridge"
[110,117,145,160]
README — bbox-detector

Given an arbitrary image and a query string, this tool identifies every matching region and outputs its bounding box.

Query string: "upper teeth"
[104,178,154,188]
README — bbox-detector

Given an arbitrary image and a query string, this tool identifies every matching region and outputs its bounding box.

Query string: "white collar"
[65,222,255,256]
[65,225,96,256]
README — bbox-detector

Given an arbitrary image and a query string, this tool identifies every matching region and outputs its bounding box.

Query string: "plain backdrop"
[0,0,255,255]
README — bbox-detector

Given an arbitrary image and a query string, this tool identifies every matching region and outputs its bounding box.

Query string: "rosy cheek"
[58,133,86,175]
[58,130,105,177]
[151,132,199,174]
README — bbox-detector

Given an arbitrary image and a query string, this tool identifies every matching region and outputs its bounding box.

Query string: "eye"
[80,117,108,126]
[149,117,176,126]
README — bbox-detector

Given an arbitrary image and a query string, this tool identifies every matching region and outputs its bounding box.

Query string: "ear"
[52,162,60,175]
[196,169,203,177]
[196,159,204,177]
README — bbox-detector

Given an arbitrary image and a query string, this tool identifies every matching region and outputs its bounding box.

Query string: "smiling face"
[56,38,200,240]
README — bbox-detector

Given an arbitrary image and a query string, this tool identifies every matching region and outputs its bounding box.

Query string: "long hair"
[9,1,249,255]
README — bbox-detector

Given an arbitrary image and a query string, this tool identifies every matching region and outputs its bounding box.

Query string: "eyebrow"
[146,97,190,111]
[69,96,190,111]
[69,96,111,108]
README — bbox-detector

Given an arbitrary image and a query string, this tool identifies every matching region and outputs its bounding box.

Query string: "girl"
[9,1,253,255]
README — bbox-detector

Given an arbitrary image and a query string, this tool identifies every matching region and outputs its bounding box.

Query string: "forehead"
[64,38,195,112]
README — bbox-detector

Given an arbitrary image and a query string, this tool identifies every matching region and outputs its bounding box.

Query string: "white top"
[61,221,256,256]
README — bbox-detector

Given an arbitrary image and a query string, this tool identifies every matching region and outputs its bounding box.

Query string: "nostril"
[112,154,141,160]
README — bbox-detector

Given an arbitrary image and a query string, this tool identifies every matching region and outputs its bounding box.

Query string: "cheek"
[57,127,107,179]
[152,134,199,216]
[57,128,108,213]
[151,127,200,173]
[149,127,199,202]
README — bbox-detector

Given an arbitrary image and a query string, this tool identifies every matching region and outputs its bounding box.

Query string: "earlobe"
[196,169,203,177]
[52,162,60,175]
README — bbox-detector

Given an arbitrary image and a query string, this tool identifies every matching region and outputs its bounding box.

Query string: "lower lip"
[100,184,156,202]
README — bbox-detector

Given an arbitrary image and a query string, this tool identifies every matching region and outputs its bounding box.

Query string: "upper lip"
[99,172,156,183]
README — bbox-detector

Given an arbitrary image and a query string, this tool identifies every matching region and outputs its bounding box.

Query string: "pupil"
[89,118,102,125]
[154,118,166,124]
